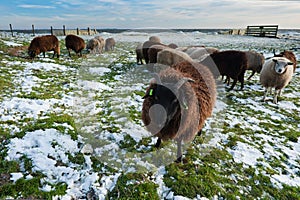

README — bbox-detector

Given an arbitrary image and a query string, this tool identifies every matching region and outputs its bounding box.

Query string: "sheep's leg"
[175,140,182,163]
[43,52,46,58]
[262,87,268,102]
[197,129,202,136]
[247,71,255,80]
[68,49,71,57]
[238,72,245,90]
[273,89,279,104]
[278,89,282,97]
[228,79,237,91]
[155,138,161,148]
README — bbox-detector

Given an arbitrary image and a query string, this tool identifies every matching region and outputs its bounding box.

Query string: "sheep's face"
[28,50,37,58]
[272,59,293,74]
[144,84,180,131]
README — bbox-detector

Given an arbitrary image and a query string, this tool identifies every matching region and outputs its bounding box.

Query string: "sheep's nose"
[278,69,282,73]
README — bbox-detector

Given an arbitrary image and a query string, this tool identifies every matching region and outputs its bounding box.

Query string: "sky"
[0,0,300,30]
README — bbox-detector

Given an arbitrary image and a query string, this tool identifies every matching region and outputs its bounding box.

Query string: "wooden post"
[51,26,53,35]
[32,24,35,36]
[9,24,13,37]
[87,27,90,35]
[77,28,79,35]
[63,25,66,36]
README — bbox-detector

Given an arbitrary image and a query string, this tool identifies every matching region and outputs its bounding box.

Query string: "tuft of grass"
[107,172,159,200]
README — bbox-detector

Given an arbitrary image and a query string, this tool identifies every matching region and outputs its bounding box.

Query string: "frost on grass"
[0,31,300,199]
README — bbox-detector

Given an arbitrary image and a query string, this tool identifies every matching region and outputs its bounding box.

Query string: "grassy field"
[0,32,299,200]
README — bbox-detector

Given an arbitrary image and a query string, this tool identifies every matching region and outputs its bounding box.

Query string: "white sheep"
[86,38,101,54]
[94,36,105,53]
[149,36,161,43]
[259,57,294,104]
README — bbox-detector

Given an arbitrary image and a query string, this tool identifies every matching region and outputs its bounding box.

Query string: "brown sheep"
[65,34,85,57]
[200,50,248,91]
[149,36,161,43]
[148,43,180,64]
[105,38,116,51]
[28,35,60,59]
[274,50,297,72]
[245,51,265,80]
[142,61,216,162]
[142,41,161,64]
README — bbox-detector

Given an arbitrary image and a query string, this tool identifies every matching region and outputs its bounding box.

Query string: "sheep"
[259,57,294,104]
[149,36,161,43]
[142,41,161,64]
[135,43,144,65]
[200,50,248,91]
[142,60,216,162]
[28,35,60,59]
[157,48,193,67]
[65,34,85,57]
[274,50,297,72]
[105,37,116,51]
[86,38,101,54]
[189,47,219,61]
[148,44,169,64]
[245,51,265,80]
[94,36,105,53]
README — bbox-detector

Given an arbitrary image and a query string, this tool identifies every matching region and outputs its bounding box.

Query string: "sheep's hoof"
[197,130,202,136]
[155,138,161,148]
[175,156,182,163]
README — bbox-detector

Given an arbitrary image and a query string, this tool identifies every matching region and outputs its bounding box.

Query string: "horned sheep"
[259,57,294,104]
[28,35,60,59]
[142,61,216,162]
[65,34,86,57]
[105,38,116,51]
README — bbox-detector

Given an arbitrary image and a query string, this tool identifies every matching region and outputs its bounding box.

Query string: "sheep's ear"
[142,88,154,99]
[272,59,278,63]
[287,62,294,65]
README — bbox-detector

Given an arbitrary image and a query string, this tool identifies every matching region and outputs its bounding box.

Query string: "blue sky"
[1,0,300,30]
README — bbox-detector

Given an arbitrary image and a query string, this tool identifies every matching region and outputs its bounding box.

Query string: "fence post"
[51,26,53,35]
[32,24,35,36]
[9,24,14,37]
[77,28,79,35]
[88,27,90,35]
[63,25,66,36]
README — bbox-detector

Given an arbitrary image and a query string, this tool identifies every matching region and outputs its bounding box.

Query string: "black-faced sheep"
[28,35,60,59]
[65,34,86,57]
[86,38,101,54]
[260,57,294,104]
[142,61,216,162]
[274,50,297,72]
[94,36,105,53]
[200,50,248,91]
[105,38,116,51]
[245,51,265,80]
[157,48,193,67]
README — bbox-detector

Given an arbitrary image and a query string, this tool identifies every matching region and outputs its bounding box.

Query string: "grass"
[0,32,299,199]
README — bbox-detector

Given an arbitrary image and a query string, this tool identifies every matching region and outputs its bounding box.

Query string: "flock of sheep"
[138,36,297,161]
[27,34,297,162]
[28,34,116,58]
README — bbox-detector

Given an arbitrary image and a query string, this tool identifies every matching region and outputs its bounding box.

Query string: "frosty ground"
[0,30,299,200]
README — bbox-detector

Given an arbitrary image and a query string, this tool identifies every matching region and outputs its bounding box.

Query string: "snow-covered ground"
[0,30,299,199]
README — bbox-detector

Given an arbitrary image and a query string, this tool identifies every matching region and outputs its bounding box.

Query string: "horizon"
[1,0,300,30]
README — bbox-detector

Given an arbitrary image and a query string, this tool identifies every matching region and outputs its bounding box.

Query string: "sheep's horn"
[175,77,195,90]
[152,73,162,85]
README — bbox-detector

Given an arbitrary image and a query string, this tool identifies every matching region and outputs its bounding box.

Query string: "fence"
[8,24,98,37]
[245,25,278,38]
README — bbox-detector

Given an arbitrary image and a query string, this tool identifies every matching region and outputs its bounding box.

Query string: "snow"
[0,29,299,199]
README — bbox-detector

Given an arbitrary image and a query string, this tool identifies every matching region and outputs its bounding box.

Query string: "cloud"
[17,4,55,9]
